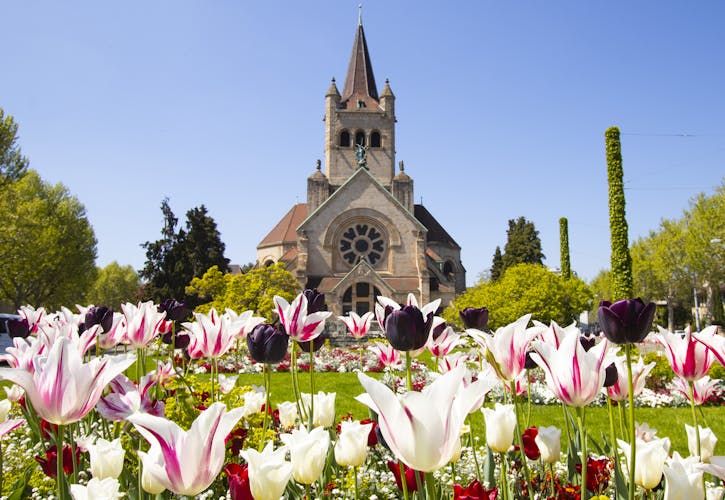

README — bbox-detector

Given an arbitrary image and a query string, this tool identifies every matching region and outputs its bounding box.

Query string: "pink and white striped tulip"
[273,293,332,342]
[355,365,479,472]
[0,337,135,424]
[427,326,463,358]
[338,311,375,339]
[222,308,265,339]
[693,326,725,367]
[672,376,721,406]
[438,351,469,373]
[368,342,402,369]
[607,355,655,402]
[121,301,167,349]
[478,314,539,382]
[0,399,23,438]
[17,305,46,335]
[531,329,618,407]
[96,373,164,421]
[184,308,242,359]
[655,326,716,382]
[532,320,579,348]
[127,402,245,496]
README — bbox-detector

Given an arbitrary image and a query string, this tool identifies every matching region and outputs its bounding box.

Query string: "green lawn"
[236,371,724,457]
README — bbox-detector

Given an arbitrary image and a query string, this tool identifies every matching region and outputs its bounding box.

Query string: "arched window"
[443,261,454,276]
[370,131,381,148]
[339,130,351,147]
[354,131,366,147]
[263,259,274,267]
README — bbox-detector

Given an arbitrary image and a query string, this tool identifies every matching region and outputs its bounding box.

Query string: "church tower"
[323,16,396,191]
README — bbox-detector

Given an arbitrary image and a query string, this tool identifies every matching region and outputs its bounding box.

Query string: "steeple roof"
[341,21,379,104]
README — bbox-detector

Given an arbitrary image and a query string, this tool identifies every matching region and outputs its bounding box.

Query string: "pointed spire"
[341,13,378,102]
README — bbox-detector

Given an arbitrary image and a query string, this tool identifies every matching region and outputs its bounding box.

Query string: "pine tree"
[500,217,545,273]
[491,246,504,281]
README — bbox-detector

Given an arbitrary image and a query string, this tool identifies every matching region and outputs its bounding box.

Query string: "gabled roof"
[414,204,461,249]
[257,203,308,247]
[341,22,380,109]
[298,167,426,233]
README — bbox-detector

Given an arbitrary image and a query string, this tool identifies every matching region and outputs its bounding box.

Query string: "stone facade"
[256,19,465,316]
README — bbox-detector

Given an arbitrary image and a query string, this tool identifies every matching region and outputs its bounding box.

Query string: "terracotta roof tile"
[258,204,307,247]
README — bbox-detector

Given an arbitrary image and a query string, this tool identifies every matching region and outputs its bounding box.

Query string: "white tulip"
[663,451,704,500]
[217,374,238,395]
[87,437,125,479]
[240,442,293,500]
[280,426,330,484]
[535,425,562,464]
[70,477,122,500]
[334,420,373,467]
[686,425,718,463]
[618,438,669,490]
[482,403,516,453]
[277,401,298,429]
[301,391,336,428]
[0,399,10,421]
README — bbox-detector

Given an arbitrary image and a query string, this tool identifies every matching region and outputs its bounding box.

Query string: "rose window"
[339,224,385,265]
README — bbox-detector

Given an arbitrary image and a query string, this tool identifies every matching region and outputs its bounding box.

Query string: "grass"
[235,371,724,457]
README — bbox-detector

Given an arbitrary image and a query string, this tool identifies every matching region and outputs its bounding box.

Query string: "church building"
[256,17,465,316]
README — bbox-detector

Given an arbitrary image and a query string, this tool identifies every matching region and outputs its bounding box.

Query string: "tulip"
[532,320,580,349]
[693,328,725,367]
[7,317,30,338]
[427,326,463,358]
[481,403,516,453]
[663,451,704,500]
[387,461,425,493]
[69,477,122,500]
[530,328,618,407]
[635,422,659,442]
[334,420,374,467]
[277,401,298,429]
[157,299,188,322]
[121,301,167,348]
[0,337,135,425]
[224,463,253,500]
[239,442,293,500]
[459,306,489,330]
[686,425,717,462]
[479,314,539,382]
[384,304,431,352]
[279,425,330,484]
[17,305,46,335]
[439,352,469,373]
[246,324,289,364]
[128,402,245,496]
[339,311,375,339]
[535,425,562,463]
[697,456,725,481]
[368,341,402,368]
[598,298,656,344]
[96,373,164,421]
[522,426,541,460]
[273,293,332,342]
[656,326,716,382]
[86,437,125,479]
[222,309,265,340]
[618,438,669,490]
[97,313,127,350]
[184,308,244,359]
[218,374,238,395]
[296,330,329,353]
[356,365,477,472]
[453,479,498,500]
[0,404,23,438]
[673,376,720,405]
[84,306,114,333]
[303,288,326,314]
[241,389,266,418]
[607,356,655,402]
[35,445,81,478]
[301,391,336,428]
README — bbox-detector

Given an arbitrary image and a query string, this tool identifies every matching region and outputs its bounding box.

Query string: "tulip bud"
[87,437,125,480]
[535,425,562,463]
[384,305,430,352]
[598,298,656,344]
[459,307,489,330]
[686,425,717,463]
[663,452,704,500]
[618,438,669,490]
[303,289,326,314]
[482,403,516,453]
[7,317,30,338]
[240,442,293,500]
[280,426,330,485]
[157,299,188,322]
[70,477,123,500]
[85,306,114,333]
[301,391,336,428]
[224,463,252,500]
[334,420,373,467]
[603,363,618,388]
[277,401,298,429]
[247,324,289,364]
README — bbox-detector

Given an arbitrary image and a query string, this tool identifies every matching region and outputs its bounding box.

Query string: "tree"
[490,246,503,281]
[443,263,592,330]
[0,107,29,187]
[499,217,545,276]
[140,200,229,306]
[186,263,299,321]
[87,262,141,308]
[559,217,571,280]
[0,170,97,309]
[605,126,633,300]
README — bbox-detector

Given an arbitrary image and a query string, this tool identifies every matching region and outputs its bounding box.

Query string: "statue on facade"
[354,143,367,169]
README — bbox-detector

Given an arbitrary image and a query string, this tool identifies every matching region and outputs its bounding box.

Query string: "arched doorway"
[342,282,381,315]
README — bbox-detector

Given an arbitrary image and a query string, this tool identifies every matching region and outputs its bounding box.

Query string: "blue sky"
[2,2,724,285]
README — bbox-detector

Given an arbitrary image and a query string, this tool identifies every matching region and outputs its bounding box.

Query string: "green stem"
[425,471,438,500]
[625,344,636,500]
[211,357,218,403]
[607,395,621,479]
[1,440,4,497]
[308,341,315,430]
[405,351,412,391]
[576,407,588,500]
[260,363,271,450]
[170,322,176,372]
[688,381,701,457]
[290,345,305,422]
[549,462,556,498]
[353,465,359,500]
[511,380,534,500]
[305,483,311,500]
[56,424,65,500]
[399,462,410,500]
[526,372,532,428]
[499,452,509,500]
[468,415,482,480]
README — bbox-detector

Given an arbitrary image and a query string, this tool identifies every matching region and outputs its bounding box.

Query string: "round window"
[339,224,385,266]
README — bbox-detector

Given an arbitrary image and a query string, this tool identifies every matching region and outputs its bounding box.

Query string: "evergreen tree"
[0,107,29,188]
[184,205,230,277]
[491,246,503,281]
[559,217,571,279]
[500,217,545,273]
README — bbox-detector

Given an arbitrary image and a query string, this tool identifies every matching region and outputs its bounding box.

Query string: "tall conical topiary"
[559,217,571,280]
[605,126,633,300]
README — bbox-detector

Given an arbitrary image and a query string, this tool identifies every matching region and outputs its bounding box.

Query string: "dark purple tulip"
[375,424,389,451]
[297,331,328,353]
[303,289,326,314]
[524,351,538,370]
[603,363,618,388]
[598,298,656,344]
[163,332,190,349]
[85,306,114,333]
[580,333,597,351]
[384,305,431,352]
[247,324,289,364]
[459,307,489,330]
[158,299,189,322]
[7,317,30,338]
[431,320,448,341]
